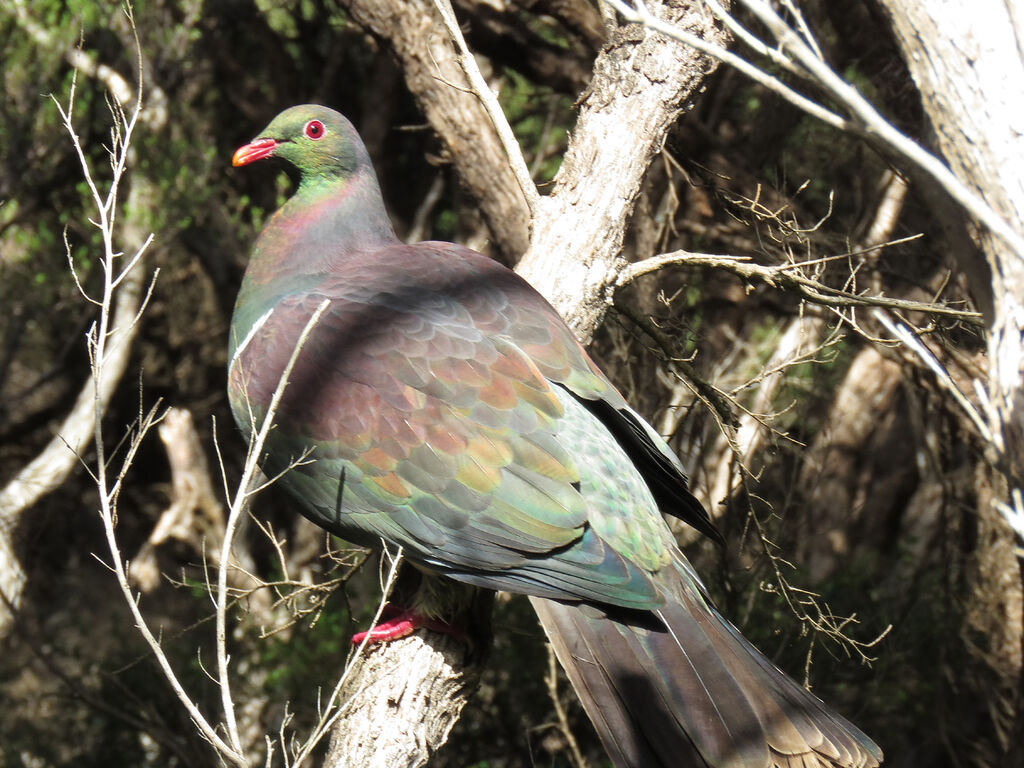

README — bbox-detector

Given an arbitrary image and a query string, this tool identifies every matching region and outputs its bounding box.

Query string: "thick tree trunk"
[518,0,728,341]
[873,0,1024,468]
[883,0,1024,438]
[874,1,1024,763]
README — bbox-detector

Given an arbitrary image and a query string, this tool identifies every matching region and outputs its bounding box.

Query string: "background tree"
[0,1,1019,767]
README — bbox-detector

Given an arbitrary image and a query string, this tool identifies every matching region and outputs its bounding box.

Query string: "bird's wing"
[229,243,679,609]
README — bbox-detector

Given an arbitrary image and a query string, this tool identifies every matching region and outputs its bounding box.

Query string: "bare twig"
[740,488,892,666]
[130,408,225,591]
[543,645,589,768]
[406,172,445,243]
[618,246,983,325]
[872,309,995,446]
[216,299,332,757]
[51,56,246,767]
[432,0,540,216]
[996,489,1024,559]
[0,0,164,635]
[598,0,1024,263]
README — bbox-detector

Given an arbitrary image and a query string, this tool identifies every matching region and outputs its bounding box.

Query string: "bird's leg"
[350,604,467,644]
[350,567,482,645]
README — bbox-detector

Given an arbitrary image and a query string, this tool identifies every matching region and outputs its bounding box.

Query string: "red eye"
[304,119,325,140]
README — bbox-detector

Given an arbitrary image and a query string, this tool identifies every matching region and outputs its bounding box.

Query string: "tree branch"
[318,1,728,763]
[0,2,165,635]
[618,246,983,325]
[335,0,532,258]
[517,0,730,341]
[600,0,1024,265]
[433,0,540,216]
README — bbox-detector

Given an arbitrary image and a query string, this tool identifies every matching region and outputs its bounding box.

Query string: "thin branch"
[740,488,892,664]
[872,309,995,446]
[700,0,803,77]
[60,86,246,768]
[0,5,161,633]
[995,489,1024,559]
[598,0,1024,263]
[406,172,445,243]
[544,645,589,768]
[432,0,541,216]
[618,248,983,325]
[734,0,1024,261]
[216,298,332,757]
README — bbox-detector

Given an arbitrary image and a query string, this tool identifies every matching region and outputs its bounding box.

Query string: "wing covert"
[227,242,678,609]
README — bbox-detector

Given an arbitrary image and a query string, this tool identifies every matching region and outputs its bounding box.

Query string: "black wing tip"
[680,493,726,547]
[572,392,726,546]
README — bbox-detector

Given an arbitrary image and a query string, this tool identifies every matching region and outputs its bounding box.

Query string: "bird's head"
[232,104,368,184]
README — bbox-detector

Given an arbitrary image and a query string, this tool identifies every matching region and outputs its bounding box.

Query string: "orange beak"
[232,138,279,167]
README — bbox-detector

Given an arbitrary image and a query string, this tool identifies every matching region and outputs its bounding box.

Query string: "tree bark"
[873,0,1024,472]
[518,0,727,341]
[324,633,484,767]
[873,1,1024,763]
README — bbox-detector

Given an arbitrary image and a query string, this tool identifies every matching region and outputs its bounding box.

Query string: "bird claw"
[351,604,467,645]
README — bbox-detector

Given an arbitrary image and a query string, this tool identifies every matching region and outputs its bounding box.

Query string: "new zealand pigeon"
[229,104,882,768]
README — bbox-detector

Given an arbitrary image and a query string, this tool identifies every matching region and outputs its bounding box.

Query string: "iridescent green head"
[232,104,369,185]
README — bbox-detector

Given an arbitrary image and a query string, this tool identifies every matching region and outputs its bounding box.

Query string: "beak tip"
[232,138,278,168]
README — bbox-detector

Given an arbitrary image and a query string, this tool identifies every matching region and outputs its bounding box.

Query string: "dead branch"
[41,21,246,763]
[619,247,982,326]
[434,0,540,215]
[543,644,589,768]
[0,2,166,635]
[600,0,1024,264]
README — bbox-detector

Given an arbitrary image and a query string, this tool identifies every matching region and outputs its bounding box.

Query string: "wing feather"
[228,242,697,611]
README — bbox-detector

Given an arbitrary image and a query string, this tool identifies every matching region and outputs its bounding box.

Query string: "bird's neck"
[241,169,396,288]
[254,168,397,276]
[231,168,398,351]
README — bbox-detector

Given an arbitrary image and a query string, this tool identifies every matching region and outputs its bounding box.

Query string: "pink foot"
[351,604,467,645]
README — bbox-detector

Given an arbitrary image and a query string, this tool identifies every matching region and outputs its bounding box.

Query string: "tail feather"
[531,595,707,767]
[530,563,881,768]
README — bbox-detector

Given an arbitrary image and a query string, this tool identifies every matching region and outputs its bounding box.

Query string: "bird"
[228,104,883,768]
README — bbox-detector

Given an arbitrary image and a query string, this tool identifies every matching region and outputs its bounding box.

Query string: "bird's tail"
[530,559,882,768]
